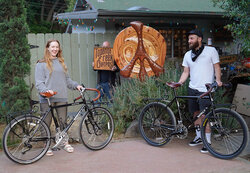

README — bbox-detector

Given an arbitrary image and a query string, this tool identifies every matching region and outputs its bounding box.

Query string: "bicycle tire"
[79,107,114,150]
[2,115,51,164]
[201,108,249,159]
[139,102,176,146]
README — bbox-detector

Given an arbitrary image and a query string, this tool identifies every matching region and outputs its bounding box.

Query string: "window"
[159,29,189,58]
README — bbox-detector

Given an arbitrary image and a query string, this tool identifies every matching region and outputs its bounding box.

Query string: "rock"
[124,120,141,138]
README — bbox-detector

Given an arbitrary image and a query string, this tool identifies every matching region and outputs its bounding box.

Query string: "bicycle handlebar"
[199,82,232,99]
[166,81,232,99]
[74,88,101,102]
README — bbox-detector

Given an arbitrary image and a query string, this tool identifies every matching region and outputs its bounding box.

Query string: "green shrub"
[109,61,188,133]
[0,0,30,121]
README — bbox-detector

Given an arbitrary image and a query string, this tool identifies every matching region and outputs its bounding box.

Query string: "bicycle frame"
[41,95,93,135]
[166,87,215,126]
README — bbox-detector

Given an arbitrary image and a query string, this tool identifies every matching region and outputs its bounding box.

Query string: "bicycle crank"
[176,124,188,139]
[52,130,69,149]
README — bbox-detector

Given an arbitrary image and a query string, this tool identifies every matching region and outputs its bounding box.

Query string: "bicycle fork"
[84,110,102,136]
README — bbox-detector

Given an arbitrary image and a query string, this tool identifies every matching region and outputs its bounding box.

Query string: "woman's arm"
[35,63,48,93]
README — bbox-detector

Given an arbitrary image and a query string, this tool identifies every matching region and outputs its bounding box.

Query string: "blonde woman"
[35,39,83,156]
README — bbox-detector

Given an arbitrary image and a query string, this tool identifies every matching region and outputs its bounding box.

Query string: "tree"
[0,0,31,116]
[25,0,76,33]
[212,0,249,57]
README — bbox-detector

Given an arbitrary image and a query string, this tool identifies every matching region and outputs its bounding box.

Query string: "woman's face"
[48,41,59,58]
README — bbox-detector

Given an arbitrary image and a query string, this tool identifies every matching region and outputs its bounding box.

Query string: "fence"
[27,32,118,111]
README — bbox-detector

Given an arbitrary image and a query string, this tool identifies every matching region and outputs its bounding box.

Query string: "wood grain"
[113,23,166,78]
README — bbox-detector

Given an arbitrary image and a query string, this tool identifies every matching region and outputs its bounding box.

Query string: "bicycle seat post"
[173,88,183,122]
[46,98,51,106]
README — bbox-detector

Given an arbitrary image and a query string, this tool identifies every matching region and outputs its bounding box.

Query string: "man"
[178,29,222,153]
[92,41,119,101]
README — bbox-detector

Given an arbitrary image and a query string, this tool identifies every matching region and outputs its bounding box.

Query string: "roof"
[55,0,225,20]
[88,0,223,12]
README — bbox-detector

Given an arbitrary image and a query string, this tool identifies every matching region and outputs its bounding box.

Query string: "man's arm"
[214,63,222,86]
[178,66,190,84]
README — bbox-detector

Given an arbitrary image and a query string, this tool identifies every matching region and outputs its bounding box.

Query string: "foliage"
[109,61,188,133]
[65,0,77,12]
[0,0,31,120]
[25,0,76,33]
[212,0,249,57]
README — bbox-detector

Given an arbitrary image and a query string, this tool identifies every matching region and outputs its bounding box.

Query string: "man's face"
[188,34,200,49]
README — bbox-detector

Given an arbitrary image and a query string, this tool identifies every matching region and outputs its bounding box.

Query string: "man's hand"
[111,66,117,71]
[216,80,223,87]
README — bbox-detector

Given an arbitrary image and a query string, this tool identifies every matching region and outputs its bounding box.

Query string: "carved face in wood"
[113,21,166,81]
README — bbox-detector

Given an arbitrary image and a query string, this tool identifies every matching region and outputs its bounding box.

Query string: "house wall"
[27,33,117,112]
[70,18,237,56]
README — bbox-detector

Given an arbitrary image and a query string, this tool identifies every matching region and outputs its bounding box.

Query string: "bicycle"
[138,81,249,159]
[2,86,114,164]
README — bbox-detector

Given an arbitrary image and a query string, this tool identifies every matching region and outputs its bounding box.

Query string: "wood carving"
[93,47,114,70]
[113,21,166,81]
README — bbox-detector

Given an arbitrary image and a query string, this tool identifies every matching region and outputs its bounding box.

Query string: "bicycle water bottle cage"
[40,91,57,98]
[166,82,182,88]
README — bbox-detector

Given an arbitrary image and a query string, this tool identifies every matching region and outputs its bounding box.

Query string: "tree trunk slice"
[113,22,166,79]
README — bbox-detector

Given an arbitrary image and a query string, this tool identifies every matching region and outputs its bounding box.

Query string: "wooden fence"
[27,33,118,110]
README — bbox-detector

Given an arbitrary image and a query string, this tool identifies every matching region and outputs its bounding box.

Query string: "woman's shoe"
[63,144,74,153]
[46,149,54,156]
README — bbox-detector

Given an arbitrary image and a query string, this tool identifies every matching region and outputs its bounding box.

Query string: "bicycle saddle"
[40,91,57,98]
[166,82,182,88]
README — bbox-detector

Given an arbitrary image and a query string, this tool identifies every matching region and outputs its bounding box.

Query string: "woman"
[35,39,83,156]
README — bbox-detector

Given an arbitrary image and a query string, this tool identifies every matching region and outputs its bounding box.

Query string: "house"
[55,0,236,59]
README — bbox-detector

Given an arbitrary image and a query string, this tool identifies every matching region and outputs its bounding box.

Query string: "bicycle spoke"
[80,107,114,150]
[202,108,248,159]
[139,102,176,146]
[3,115,51,164]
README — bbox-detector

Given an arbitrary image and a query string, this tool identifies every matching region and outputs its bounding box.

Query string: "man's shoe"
[200,145,210,154]
[201,143,211,153]
[189,137,203,146]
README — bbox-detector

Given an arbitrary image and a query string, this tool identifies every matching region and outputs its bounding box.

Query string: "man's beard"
[189,40,199,50]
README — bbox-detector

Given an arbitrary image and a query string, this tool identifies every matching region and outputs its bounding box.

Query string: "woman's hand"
[76,85,84,91]
[47,90,54,95]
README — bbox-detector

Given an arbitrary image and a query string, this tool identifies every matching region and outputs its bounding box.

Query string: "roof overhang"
[98,9,225,19]
[55,9,98,20]
[54,9,225,20]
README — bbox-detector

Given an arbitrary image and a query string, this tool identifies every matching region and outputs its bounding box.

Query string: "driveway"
[0,137,249,173]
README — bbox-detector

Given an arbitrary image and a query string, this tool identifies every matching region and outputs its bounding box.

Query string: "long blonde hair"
[43,39,68,74]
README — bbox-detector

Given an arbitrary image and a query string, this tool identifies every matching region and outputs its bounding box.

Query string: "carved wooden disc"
[113,25,166,78]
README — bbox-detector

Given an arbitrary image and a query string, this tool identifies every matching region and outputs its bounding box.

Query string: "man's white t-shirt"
[182,46,220,92]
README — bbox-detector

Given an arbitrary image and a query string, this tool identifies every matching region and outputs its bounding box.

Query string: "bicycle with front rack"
[138,82,249,159]
[2,86,114,164]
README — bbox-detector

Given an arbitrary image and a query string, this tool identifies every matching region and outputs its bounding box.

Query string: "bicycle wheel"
[139,102,176,146]
[2,115,51,164]
[79,107,114,150]
[201,108,249,159]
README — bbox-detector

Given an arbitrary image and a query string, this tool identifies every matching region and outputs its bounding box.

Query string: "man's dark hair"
[188,29,203,39]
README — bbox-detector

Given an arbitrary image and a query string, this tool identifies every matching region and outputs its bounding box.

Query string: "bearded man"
[178,29,222,153]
